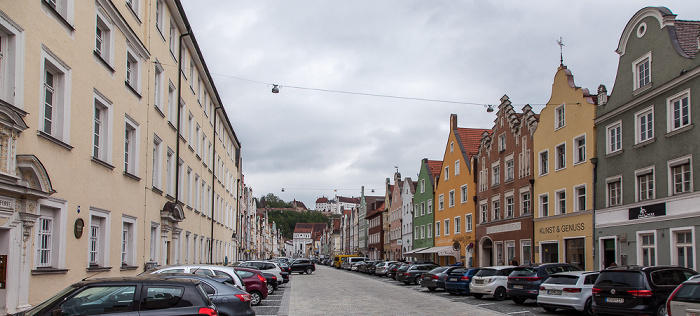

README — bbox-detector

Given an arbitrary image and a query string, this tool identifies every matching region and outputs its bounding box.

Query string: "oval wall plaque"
[74,218,84,239]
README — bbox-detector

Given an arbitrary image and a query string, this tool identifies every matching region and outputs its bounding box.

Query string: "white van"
[341,257,366,270]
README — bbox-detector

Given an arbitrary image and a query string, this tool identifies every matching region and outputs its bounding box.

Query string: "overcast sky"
[181,1,700,209]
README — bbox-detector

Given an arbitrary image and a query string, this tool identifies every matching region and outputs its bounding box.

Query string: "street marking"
[507,312,530,314]
[477,303,495,306]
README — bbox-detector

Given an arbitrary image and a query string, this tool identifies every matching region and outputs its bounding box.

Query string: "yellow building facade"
[0,1,242,313]
[433,114,487,266]
[532,65,596,270]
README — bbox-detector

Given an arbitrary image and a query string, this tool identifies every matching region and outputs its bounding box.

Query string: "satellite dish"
[452,241,461,251]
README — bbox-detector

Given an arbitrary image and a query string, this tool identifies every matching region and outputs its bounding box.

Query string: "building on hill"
[315,195,360,215]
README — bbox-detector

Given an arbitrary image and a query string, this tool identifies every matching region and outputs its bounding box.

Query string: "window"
[521,191,531,215]
[124,116,139,175]
[195,124,201,157]
[41,50,71,142]
[92,93,111,162]
[506,195,514,218]
[435,221,440,237]
[186,167,192,206]
[427,200,432,214]
[670,157,692,195]
[668,90,691,132]
[574,135,586,164]
[555,144,566,170]
[556,190,566,215]
[555,104,565,129]
[492,164,500,186]
[575,185,586,212]
[633,52,651,90]
[188,112,194,145]
[444,219,450,236]
[449,190,455,207]
[126,0,140,18]
[152,135,162,189]
[607,176,622,207]
[194,174,200,212]
[169,21,176,57]
[460,185,468,203]
[166,148,174,196]
[455,160,460,175]
[465,214,472,232]
[189,61,195,90]
[167,81,176,123]
[420,179,425,193]
[492,199,501,220]
[539,150,549,175]
[155,0,164,33]
[438,194,444,210]
[89,208,110,267]
[95,8,113,65]
[0,18,22,106]
[607,121,622,154]
[449,141,453,153]
[636,107,654,143]
[505,159,514,181]
[671,228,694,269]
[44,0,73,24]
[153,62,164,112]
[178,99,186,131]
[122,216,136,266]
[454,217,461,234]
[444,166,449,181]
[480,203,487,223]
[636,168,654,201]
[34,201,66,269]
[420,225,425,239]
[420,202,425,216]
[427,223,432,238]
[638,232,656,266]
[36,216,53,268]
[521,240,532,265]
[125,46,140,92]
[498,133,506,151]
[540,194,549,217]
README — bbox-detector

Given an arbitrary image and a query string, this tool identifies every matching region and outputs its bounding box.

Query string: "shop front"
[534,211,592,270]
[476,220,533,267]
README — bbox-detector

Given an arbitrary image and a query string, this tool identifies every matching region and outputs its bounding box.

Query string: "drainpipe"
[590,157,598,269]
[174,32,190,205]
[210,106,222,264]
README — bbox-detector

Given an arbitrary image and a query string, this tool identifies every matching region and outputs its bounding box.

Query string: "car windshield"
[429,267,448,274]
[21,285,79,316]
[510,268,537,277]
[544,275,580,285]
[476,268,498,277]
[596,271,644,287]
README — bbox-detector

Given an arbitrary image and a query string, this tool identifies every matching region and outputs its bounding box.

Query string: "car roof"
[481,265,517,270]
[79,276,200,287]
[547,270,598,277]
[603,265,693,272]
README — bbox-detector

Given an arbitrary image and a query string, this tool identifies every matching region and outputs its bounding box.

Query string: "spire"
[557,37,565,66]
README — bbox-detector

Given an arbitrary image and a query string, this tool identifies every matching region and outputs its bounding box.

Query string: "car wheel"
[473,293,484,299]
[250,291,262,306]
[656,305,668,316]
[306,268,313,274]
[543,306,557,313]
[267,283,275,295]
[512,297,526,304]
[583,298,594,316]
[428,287,437,292]
[494,287,507,301]
[414,276,422,285]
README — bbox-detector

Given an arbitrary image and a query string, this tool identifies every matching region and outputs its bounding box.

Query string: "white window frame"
[460,184,468,203]
[449,141,454,153]
[152,134,162,189]
[449,190,455,208]
[444,166,449,181]
[420,179,425,193]
[505,193,514,218]
[555,104,565,129]
[539,193,549,217]
[121,215,137,266]
[169,20,177,58]
[454,216,461,235]
[0,16,25,107]
[44,0,74,25]
[435,221,440,237]
[126,0,140,19]
[166,147,175,196]
[637,230,657,267]
[670,227,696,270]
[633,51,651,91]
[124,115,139,176]
[667,89,691,132]
[444,219,450,236]
[606,175,622,207]
[555,189,566,215]
[606,121,622,154]
[539,149,549,176]
[505,158,514,181]
[153,61,164,112]
[573,134,586,165]
[34,199,67,269]
[427,223,432,238]
[420,225,425,239]
[40,48,72,143]
[480,202,488,223]
[167,81,176,123]
[635,166,655,202]
[555,143,566,171]
[492,161,500,186]
[92,91,112,162]
[455,160,460,175]
[149,222,159,263]
[574,184,586,212]
[668,155,693,195]
[465,214,472,232]
[95,7,114,66]
[88,208,111,267]
[635,106,654,144]
[498,133,506,151]
[420,201,425,216]
[438,194,444,210]
[125,44,141,93]
[520,188,531,215]
[492,197,501,221]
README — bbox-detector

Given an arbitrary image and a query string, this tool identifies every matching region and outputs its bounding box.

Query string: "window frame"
[539,193,549,217]
[555,143,566,171]
[449,190,455,208]
[454,216,461,235]
[125,44,141,93]
[555,104,565,130]
[574,184,586,212]
[121,215,137,266]
[465,214,473,232]
[606,175,622,207]
[460,184,468,204]
[555,189,566,215]
[95,7,114,67]
[670,227,696,270]
[668,155,692,195]
[92,91,112,163]
[606,121,622,154]
[633,51,651,91]
[40,49,71,143]
[438,194,444,211]
[573,134,586,165]
[88,208,110,267]
[539,149,549,176]
[124,115,139,176]
[635,166,655,202]
[34,199,67,270]
[637,230,657,267]
[444,219,450,236]
[667,89,691,132]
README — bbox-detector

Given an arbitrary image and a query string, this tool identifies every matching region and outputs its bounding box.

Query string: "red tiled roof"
[427,160,442,178]
[676,20,700,58]
[338,196,360,204]
[315,197,329,203]
[457,127,491,157]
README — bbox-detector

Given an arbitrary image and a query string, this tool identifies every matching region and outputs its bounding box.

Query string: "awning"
[403,247,430,255]
[415,246,460,258]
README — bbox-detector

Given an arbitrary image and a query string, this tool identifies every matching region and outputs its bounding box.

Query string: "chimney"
[450,114,458,130]
[597,84,608,106]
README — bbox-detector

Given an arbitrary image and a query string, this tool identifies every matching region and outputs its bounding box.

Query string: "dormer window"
[633,52,651,91]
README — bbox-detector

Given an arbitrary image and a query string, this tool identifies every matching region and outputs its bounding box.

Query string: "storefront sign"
[486,222,521,234]
[628,203,666,220]
[538,222,586,235]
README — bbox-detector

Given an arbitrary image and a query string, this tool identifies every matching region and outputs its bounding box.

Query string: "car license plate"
[513,285,523,289]
[449,278,458,282]
[547,290,561,295]
[605,297,624,303]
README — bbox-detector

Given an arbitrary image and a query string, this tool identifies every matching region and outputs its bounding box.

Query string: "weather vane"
[557,37,565,66]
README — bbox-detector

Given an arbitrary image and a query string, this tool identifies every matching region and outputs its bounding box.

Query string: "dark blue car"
[445,268,481,295]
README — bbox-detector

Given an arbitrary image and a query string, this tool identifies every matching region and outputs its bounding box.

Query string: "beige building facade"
[0,0,243,313]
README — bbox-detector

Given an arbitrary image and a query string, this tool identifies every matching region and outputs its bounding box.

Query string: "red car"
[232,266,269,306]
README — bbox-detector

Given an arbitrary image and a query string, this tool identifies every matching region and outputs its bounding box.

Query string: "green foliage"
[268,209,331,239]
[258,193,292,208]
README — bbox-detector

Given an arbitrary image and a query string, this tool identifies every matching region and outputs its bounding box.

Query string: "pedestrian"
[510,258,519,266]
[608,262,618,268]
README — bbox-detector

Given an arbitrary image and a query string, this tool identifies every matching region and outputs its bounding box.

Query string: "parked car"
[350,260,365,271]
[13,276,218,316]
[592,265,697,316]
[421,266,462,291]
[397,263,439,285]
[469,266,516,300]
[393,263,412,281]
[230,266,270,306]
[367,261,383,275]
[358,260,376,273]
[387,262,403,279]
[341,257,366,270]
[537,270,599,315]
[260,272,278,294]
[667,274,700,316]
[146,273,256,316]
[277,262,291,283]
[507,263,582,304]
[150,264,245,291]
[441,267,479,295]
[237,260,284,285]
[375,261,398,277]
[290,258,316,274]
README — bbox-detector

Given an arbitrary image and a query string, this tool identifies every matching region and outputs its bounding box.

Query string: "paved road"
[276,265,509,316]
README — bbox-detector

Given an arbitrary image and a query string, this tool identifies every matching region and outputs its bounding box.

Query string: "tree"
[258,193,291,208]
